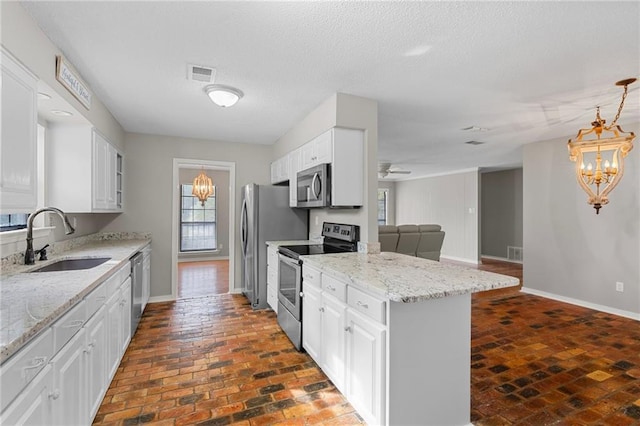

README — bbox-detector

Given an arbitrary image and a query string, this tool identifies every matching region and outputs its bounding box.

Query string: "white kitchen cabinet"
[141,246,151,313]
[106,276,131,380]
[288,148,301,207]
[50,327,86,426]
[346,308,386,426]
[0,364,54,425]
[266,246,279,312]
[320,293,347,392]
[120,277,132,352]
[301,282,322,362]
[270,155,290,184]
[299,127,364,207]
[48,125,122,212]
[0,48,38,213]
[84,306,107,422]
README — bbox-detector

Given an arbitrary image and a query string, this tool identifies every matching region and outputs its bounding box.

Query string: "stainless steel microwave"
[296,163,330,208]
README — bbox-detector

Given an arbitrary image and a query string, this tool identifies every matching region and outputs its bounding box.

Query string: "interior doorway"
[171,159,236,300]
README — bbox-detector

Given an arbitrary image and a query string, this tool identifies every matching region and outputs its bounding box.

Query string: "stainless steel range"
[277,222,359,350]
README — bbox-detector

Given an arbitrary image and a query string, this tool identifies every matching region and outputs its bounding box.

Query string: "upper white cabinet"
[0,48,38,213]
[48,125,123,212]
[288,148,301,207]
[300,130,333,170]
[270,155,290,184]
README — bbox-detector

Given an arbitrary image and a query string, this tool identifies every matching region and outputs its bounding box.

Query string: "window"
[180,184,217,251]
[0,214,28,232]
[377,189,388,225]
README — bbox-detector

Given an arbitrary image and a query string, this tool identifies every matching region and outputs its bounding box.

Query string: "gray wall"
[377,180,396,225]
[523,122,639,316]
[178,168,230,258]
[395,170,479,263]
[272,94,379,246]
[480,169,523,259]
[103,132,271,298]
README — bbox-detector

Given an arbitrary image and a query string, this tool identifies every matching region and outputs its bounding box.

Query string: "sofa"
[379,224,445,261]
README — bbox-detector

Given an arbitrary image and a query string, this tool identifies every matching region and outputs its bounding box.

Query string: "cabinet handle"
[326,285,336,291]
[344,326,351,333]
[63,319,84,328]
[22,356,47,375]
[319,307,324,312]
[84,341,96,354]
[356,301,369,309]
[49,390,60,400]
[96,296,107,302]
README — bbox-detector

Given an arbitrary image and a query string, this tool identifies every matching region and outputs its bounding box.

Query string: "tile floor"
[95,260,640,425]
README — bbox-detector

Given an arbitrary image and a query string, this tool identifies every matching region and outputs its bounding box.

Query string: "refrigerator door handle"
[240,198,248,256]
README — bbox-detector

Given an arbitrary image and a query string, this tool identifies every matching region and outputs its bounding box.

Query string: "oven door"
[278,253,302,320]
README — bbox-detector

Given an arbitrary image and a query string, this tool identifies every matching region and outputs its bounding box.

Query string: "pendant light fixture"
[204,84,244,107]
[192,169,214,206]
[567,78,636,214]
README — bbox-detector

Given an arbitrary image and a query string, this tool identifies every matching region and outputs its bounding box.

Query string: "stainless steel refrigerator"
[240,184,307,309]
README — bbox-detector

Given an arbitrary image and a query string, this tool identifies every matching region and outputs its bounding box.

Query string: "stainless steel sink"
[29,257,112,272]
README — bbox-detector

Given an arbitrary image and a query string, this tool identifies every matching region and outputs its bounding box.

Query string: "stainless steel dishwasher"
[130,252,144,335]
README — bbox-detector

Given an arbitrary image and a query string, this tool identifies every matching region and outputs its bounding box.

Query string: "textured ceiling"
[21,1,640,179]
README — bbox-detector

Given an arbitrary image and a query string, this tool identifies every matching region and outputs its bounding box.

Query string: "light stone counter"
[1,237,151,363]
[300,251,520,302]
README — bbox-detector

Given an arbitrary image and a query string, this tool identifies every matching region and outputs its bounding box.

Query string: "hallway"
[178,260,229,299]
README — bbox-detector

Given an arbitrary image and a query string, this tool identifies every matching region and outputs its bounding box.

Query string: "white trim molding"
[440,254,480,265]
[521,287,640,321]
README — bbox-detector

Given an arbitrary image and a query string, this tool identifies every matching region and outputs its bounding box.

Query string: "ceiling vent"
[465,140,485,145]
[187,64,216,83]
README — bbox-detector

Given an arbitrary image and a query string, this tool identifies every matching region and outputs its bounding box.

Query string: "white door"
[92,131,108,210]
[106,291,122,380]
[51,329,86,426]
[85,306,107,422]
[0,365,54,425]
[321,294,347,392]
[301,284,322,363]
[120,278,132,352]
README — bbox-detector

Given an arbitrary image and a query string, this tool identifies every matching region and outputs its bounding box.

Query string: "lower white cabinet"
[51,328,86,425]
[345,309,386,425]
[266,246,279,312]
[301,264,386,426]
[0,364,54,425]
[1,263,134,426]
[142,247,151,313]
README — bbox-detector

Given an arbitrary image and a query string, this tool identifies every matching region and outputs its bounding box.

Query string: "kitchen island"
[299,251,520,426]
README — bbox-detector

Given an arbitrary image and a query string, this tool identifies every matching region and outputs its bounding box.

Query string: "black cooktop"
[278,222,360,260]
[278,243,354,258]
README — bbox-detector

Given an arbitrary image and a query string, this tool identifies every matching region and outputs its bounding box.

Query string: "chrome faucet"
[24,207,75,265]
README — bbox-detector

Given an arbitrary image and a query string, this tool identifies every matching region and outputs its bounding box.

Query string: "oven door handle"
[278,253,302,267]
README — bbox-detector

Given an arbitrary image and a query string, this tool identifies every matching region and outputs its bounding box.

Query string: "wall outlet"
[219,243,223,250]
[615,282,624,292]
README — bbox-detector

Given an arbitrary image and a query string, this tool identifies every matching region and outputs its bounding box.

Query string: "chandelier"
[192,170,214,206]
[567,78,636,214]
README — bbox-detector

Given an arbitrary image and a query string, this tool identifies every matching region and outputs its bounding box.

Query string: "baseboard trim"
[178,255,229,263]
[440,255,480,265]
[521,287,640,321]
[148,295,176,304]
[481,255,523,265]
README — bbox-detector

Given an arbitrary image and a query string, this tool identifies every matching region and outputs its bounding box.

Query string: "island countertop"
[1,237,151,363]
[300,251,520,303]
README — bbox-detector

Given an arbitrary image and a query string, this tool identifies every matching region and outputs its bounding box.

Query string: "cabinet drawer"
[85,282,107,319]
[348,286,386,325]
[0,328,53,412]
[302,265,321,288]
[267,265,278,286]
[52,300,86,353]
[322,274,347,302]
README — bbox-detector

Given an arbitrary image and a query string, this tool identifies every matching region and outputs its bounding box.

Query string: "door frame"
[171,158,236,299]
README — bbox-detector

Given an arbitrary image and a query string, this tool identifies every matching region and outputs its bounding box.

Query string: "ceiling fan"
[379,163,411,178]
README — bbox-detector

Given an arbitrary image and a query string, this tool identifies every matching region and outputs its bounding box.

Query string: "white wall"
[523,123,640,317]
[272,93,379,246]
[378,180,396,225]
[178,168,230,258]
[395,170,480,263]
[103,133,271,298]
[480,168,523,259]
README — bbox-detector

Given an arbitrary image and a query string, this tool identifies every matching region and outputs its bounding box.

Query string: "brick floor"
[95,260,640,425]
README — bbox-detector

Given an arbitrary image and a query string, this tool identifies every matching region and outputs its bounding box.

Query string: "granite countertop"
[1,237,150,363]
[300,252,520,303]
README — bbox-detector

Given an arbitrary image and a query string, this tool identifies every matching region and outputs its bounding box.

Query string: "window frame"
[179,183,217,252]
[377,188,389,226]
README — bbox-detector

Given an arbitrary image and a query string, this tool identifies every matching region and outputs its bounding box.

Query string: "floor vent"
[507,246,523,262]
[187,64,216,83]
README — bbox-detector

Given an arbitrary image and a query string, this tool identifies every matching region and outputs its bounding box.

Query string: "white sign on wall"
[55,55,91,110]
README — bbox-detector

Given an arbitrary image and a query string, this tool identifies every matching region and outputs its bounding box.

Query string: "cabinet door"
[85,306,107,422]
[142,251,151,313]
[301,284,322,363]
[346,309,386,426]
[92,131,108,210]
[300,140,316,170]
[51,329,86,426]
[321,294,347,392]
[106,143,118,209]
[314,130,333,164]
[289,148,301,207]
[120,278,132,353]
[105,291,122,380]
[0,49,38,212]
[0,364,54,426]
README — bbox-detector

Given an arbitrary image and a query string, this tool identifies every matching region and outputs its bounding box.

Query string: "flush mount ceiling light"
[192,169,214,206]
[204,84,243,108]
[567,78,636,214]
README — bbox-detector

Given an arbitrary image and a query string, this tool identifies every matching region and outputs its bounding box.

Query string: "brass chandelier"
[567,78,636,214]
[192,170,214,206]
